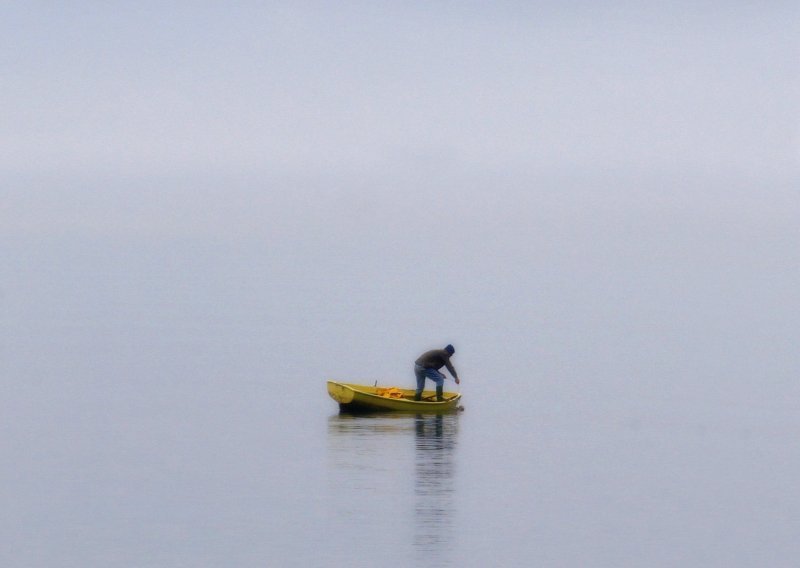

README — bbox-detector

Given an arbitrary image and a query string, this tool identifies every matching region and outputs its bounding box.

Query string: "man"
[414,344,460,401]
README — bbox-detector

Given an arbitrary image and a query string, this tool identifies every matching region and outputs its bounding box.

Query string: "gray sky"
[2,2,799,377]
[3,2,798,238]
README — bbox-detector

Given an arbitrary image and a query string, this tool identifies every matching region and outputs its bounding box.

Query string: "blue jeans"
[414,363,445,396]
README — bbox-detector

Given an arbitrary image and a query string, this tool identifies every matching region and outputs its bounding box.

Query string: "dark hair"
[445,344,455,355]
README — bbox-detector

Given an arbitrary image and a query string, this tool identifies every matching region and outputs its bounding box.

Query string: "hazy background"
[2,2,799,566]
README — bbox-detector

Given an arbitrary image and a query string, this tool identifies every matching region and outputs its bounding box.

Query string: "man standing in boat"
[414,344,460,401]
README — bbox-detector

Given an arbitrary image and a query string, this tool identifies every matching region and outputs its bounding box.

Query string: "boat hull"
[327,381,462,413]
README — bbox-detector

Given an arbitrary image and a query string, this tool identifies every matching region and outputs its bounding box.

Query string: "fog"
[2,2,799,566]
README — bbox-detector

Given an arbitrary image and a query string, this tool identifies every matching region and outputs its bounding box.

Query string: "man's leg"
[414,365,426,401]
[425,369,446,401]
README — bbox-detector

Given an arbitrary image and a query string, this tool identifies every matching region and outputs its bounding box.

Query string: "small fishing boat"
[327,380,462,413]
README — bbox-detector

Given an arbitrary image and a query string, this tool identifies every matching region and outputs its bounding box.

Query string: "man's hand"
[455,378,461,385]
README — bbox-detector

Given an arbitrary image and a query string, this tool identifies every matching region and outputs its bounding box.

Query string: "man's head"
[445,344,455,355]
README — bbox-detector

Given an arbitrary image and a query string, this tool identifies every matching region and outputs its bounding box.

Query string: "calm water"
[326,412,460,567]
[4,235,800,567]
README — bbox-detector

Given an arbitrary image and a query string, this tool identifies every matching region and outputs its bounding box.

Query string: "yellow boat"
[327,380,462,413]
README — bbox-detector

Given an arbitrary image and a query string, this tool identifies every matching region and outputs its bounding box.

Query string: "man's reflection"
[413,414,459,565]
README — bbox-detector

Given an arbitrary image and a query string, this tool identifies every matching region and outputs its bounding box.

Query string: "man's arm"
[445,359,460,383]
